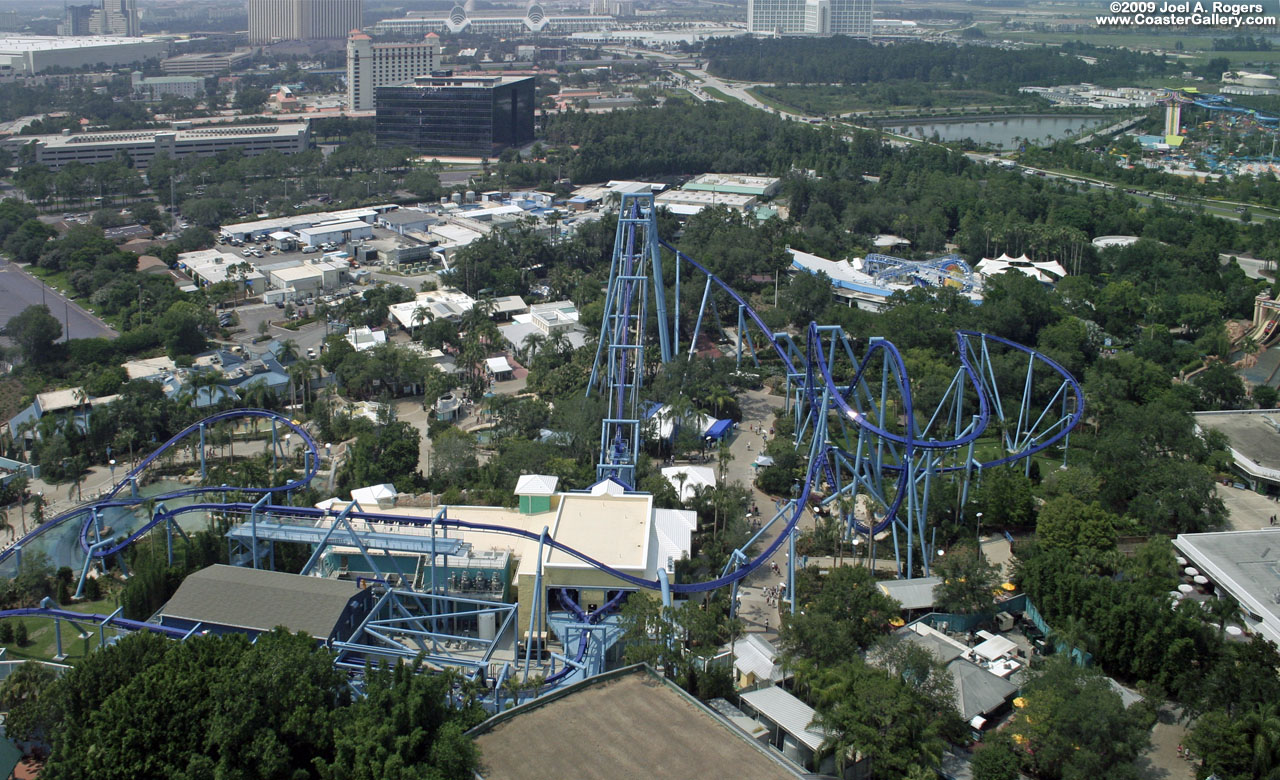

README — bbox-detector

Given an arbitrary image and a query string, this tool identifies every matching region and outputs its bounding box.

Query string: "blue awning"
[704,419,733,440]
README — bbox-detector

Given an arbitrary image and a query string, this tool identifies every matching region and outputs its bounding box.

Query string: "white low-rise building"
[177,249,267,294]
[346,326,387,352]
[296,220,373,247]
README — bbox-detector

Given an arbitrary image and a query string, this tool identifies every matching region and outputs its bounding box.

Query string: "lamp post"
[976,511,984,546]
[109,459,116,486]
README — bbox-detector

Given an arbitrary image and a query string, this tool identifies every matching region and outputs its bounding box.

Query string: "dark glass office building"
[375,74,535,156]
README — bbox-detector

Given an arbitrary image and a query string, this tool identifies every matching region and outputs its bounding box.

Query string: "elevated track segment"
[0,195,1083,693]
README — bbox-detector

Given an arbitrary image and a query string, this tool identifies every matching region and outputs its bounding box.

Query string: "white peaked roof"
[653,508,697,573]
[660,465,716,502]
[740,686,828,751]
[733,634,784,682]
[590,478,628,497]
[515,474,559,495]
[315,497,342,510]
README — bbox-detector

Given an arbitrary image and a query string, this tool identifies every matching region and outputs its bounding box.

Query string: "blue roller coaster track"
[0,192,1083,697]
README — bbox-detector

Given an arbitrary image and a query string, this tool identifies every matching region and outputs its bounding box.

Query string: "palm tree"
[523,332,547,367]
[1238,702,1280,778]
[1203,594,1243,640]
[1049,615,1097,664]
[277,339,299,365]
[673,470,689,506]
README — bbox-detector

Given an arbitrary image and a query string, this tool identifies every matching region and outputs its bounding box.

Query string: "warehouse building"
[468,665,807,780]
[158,565,376,644]
[177,249,267,295]
[268,261,344,295]
[0,34,167,75]
[22,123,309,171]
[131,71,203,101]
[683,173,782,198]
[296,219,373,247]
[161,49,255,75]
[220,206,390,242]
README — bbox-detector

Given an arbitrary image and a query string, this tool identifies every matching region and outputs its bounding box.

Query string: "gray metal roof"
[899,628,965,664]
[159,565,359,639]
[740,685,828,751]
[950,659,1017,721]
[877,576,941,610]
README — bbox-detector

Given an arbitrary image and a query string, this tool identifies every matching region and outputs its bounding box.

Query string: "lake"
[881,115,1111,149]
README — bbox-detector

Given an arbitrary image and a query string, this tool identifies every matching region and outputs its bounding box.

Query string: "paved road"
[0,259,117,342]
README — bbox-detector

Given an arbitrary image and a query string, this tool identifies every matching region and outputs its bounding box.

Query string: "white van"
[302,245,318,253]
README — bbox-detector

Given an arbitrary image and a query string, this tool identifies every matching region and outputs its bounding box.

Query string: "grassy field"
[700,86,736,104]
[0,594,121,664]
[744,87,801,115]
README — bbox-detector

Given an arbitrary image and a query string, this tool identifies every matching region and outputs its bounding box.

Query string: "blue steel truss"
[586,193,671,488]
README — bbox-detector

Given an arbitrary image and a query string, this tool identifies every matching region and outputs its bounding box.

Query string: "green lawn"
[701,86,736,104]
[744,87,801,115]
[0,595,121,664]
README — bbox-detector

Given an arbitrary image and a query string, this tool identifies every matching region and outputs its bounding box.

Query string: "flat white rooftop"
[0,34,153,52]
[1174,529,1280,646]
[35,124,306,149]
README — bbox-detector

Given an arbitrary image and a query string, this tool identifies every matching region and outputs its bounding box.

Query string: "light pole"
[976,511,984,546]
[108,459,116,487]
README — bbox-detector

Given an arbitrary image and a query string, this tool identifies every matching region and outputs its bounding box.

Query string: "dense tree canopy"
[6,630,483,780]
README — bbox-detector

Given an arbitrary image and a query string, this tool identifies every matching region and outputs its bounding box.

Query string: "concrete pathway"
[1135,705,1195,780]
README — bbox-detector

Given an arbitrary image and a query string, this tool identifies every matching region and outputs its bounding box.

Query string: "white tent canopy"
[976,253,1067,284]
[351,483,397,508]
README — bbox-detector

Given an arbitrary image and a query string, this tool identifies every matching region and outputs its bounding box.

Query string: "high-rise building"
[375,73,535,156]
[346,30,441,112]
[58,4,95,36]
[88,0,139,37]
[747,0,871,36]
[247,0,363,44]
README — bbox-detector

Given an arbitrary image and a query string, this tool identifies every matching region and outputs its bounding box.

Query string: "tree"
[968,467,1036,529]
[2,305,61,365]
[404,169,443,200]
[779,565,900,666]
[233,87,270,113]
[1196,361,1247,410]
[807,659,948,779]
[156,300,214,357]
[343,420,422,489]
[14,621,27,647]
[970,731,1022,780]
[1191,703,1280,780]
[1010,656,1153,780]
[1255,384,1279,409]
[1035,495,1117,555]
[31,629,482,778]
[932,543,1000,616]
